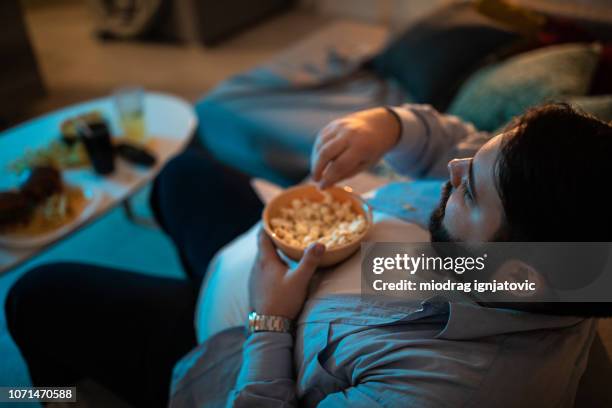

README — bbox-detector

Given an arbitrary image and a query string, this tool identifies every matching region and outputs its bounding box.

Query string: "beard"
[429,181,457,243]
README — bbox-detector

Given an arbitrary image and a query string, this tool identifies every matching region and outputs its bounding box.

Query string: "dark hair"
[493,104,612,317]
[496,103,612,242]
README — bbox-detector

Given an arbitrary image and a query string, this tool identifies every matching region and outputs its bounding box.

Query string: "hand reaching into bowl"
[310,107,401,189]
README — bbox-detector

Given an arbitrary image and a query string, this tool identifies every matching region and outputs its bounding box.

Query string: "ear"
[492,259,547,299]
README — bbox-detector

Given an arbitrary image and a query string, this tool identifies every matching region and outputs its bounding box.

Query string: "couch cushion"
[567,95,612,123]
[448,42,601,132]
[369,2,521,110]
[197,71,408,185]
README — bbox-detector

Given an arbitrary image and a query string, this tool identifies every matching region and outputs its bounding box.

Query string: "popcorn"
[270,193,367,249]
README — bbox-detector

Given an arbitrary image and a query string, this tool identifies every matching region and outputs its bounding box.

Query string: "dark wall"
[178,0,297,46]
[0,0,45,127]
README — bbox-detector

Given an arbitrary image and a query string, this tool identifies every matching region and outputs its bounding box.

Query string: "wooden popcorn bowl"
[263,184,372,267]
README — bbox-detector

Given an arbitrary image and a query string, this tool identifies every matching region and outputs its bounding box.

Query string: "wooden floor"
[18,0,330,123]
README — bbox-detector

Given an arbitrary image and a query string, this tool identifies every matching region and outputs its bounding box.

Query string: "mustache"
[430,181,453,221]
[440,181,453,208]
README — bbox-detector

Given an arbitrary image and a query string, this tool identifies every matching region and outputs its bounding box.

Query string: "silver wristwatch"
[247,311,294,335]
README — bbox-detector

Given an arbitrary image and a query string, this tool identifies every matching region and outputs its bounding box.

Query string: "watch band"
[247,311,294,335]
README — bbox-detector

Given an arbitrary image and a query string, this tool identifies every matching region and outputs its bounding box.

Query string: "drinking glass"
[113,86,146,144]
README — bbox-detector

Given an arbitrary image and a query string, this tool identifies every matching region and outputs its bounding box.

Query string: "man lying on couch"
[6,103,612,407]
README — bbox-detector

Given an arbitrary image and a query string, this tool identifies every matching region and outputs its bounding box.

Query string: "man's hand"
[311,107,401,189]
[249,229,326,320]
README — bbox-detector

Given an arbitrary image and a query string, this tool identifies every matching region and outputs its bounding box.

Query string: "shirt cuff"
[236,331,294,385]
[383,105,428,169]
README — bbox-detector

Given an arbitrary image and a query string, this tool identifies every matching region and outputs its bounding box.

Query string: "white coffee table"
[0,91,197,274]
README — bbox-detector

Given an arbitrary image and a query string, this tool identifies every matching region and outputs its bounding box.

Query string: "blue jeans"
[5,149,263,408]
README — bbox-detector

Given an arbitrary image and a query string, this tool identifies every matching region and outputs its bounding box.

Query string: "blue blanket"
[367,180,445,228]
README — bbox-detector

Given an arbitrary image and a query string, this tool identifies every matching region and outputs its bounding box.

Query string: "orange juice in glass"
[113,87,146,144]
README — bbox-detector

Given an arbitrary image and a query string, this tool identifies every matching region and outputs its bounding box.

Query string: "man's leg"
[150,149,264,285]
[5,263,197,408]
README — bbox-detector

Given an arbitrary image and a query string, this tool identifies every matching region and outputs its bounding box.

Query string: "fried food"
[21,166,63,204]
[0,191,34,230]
[9,140,89,174]
[60,111,104,145]
[0,186,87,237]
[0,166,66,233]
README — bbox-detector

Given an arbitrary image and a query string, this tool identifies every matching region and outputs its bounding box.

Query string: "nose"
[448,158,471,189]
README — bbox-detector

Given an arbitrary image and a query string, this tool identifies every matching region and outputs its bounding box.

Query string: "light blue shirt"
[170,105,597,407]
[171,295,595,407]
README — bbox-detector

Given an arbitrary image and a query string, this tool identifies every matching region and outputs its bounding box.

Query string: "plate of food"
[8,110,157,178]
[0,166,101,248]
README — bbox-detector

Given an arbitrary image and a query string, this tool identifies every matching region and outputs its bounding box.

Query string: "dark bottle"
[78,120,115,175]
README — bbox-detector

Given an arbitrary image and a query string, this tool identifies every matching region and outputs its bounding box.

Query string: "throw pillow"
[567,95,612,123]
[368,2,521,109]
[447,42,601,131]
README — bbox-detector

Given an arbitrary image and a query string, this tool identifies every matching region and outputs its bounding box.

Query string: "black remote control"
[115,142,157,167]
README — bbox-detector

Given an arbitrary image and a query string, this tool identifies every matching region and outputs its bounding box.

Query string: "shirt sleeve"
[383,104,491,179]
[226,331,297,408]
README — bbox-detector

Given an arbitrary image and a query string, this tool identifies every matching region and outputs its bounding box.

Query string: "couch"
[194,2,612,405]
[195,20,398,185]
[195,5,611,185]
